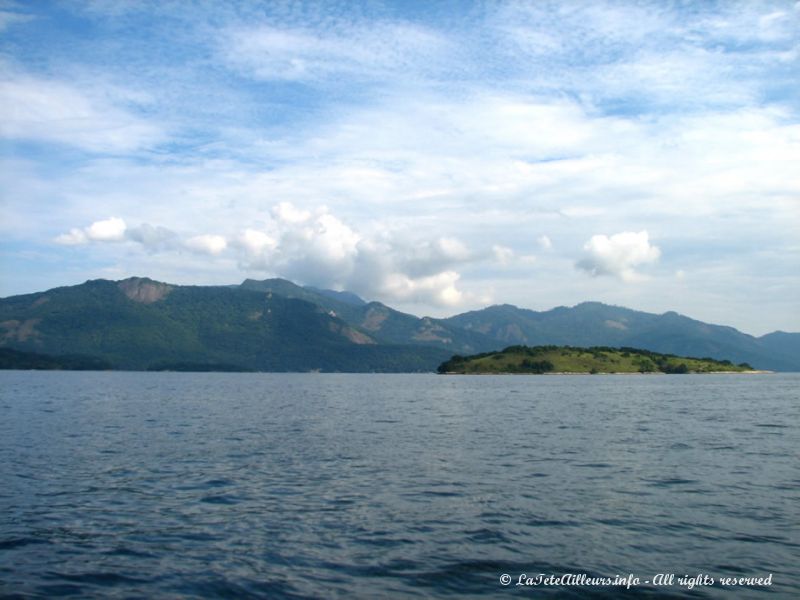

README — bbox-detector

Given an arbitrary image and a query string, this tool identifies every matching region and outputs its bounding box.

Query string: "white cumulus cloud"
[55,217,126,245]
[236,204,472,307]
[577,230,661,282]
[492,244,515,265]
[238,228,277,256]
[272,201,312,224]
[54,228,88,246]
[381,271,463,307]
[86,216,127,241]
[184,234,228,255]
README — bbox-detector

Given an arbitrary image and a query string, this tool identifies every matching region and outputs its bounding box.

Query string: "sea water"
[1,372,798,598]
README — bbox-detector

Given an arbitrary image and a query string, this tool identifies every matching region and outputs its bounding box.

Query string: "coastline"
[440,370,773,375]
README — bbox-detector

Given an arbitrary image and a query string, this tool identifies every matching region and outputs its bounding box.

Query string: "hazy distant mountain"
[444,302,799,371]
[241,279,493,354]
[0,277,796,371]
[758,331,800,361]
[304,286,366,307]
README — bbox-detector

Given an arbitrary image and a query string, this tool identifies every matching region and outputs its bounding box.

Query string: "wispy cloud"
[0,66,163,153]
[0,8,33,32]
[221,20,452,82]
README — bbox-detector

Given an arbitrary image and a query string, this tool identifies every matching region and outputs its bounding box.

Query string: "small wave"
[172,576,314,599]
[731,533,790,545]
[107,546,156,558]
[465,528,511,544]
[615,489,653,497]
[418,490,463,498]
[35,583,85,596]
[199,494,240,505]
[526,518,577,528]
[203,478,234,487]
[669,442,692,450]
[714,564,748,574]
[45,571,148,586]
[0,537,48,550]
[645,478,698,487]
[773,480,800,490]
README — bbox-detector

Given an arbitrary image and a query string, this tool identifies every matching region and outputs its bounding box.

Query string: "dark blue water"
[1,372,798,599]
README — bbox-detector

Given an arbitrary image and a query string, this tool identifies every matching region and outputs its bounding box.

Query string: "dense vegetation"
[0,348,112,370]
[0,278,451,372]
[437,345,756,374]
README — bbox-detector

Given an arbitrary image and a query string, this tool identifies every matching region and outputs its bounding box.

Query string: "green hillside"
[0,277,450,372]
[437,345,758,374]
[0,348,112,370]
[1,276,795,372]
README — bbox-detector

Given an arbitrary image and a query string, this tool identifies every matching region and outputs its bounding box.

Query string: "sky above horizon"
[1,0,798,335]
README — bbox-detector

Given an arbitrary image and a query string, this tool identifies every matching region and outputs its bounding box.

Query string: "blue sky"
[1,0,798,334]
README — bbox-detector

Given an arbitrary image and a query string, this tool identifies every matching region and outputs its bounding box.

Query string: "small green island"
[437,345,759,375]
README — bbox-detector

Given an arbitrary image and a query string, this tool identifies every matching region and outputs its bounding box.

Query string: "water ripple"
[1,371,798,599]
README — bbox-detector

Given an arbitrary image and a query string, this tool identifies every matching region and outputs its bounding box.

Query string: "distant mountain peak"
[242,277,295,286]
[305,286,366,307]
[479,303,522,313]
[118,277,173,304]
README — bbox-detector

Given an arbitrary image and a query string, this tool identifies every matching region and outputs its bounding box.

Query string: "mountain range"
[1,276,797,372]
